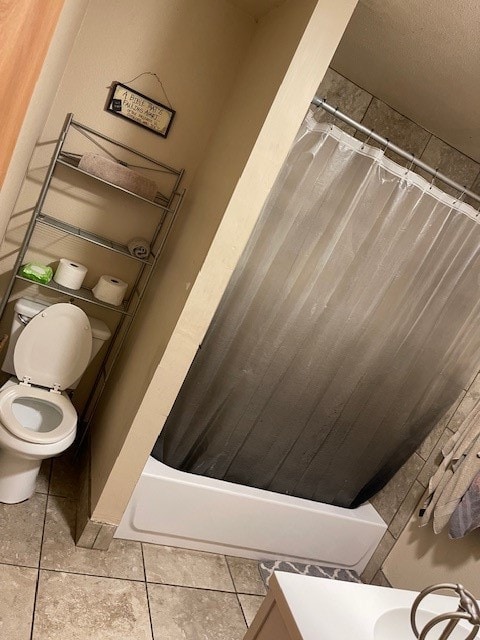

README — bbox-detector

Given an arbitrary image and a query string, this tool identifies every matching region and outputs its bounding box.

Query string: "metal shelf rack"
[0,112,185,431]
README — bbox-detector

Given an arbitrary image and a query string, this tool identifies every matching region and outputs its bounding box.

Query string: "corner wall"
[90,0,359,524]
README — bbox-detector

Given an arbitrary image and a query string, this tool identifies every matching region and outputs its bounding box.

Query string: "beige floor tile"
[32,570,152,640]
[35,460,51,494]
[143,544,234,591]
[148,583,246,640]
[49,451,78,499]
[237,594,265,627]
[0,492,46,567]
[41,496,144,581]
[0,563,37,639]
[226,556,266,595]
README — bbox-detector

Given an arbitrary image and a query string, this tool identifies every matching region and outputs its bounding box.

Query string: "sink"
[262,573,480,640]
[374,607,475,640]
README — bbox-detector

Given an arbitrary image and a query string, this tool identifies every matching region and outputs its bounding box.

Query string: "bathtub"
[116,456,387,573]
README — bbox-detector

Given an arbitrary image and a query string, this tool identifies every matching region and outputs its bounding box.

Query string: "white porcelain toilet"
[0,299,110,503]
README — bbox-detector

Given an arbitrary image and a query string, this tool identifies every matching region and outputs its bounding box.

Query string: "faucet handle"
[411,583,480,640]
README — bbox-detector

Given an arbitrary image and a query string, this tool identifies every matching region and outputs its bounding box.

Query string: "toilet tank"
[2,298,111,388]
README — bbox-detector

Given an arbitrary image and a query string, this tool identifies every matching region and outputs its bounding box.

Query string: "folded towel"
[449,470,480,539]
[78,152,158,201]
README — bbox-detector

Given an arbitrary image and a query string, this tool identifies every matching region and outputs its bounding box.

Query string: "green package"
[19,262,53,284]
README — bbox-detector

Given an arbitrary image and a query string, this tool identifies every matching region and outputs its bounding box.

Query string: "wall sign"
[106,82,175,138]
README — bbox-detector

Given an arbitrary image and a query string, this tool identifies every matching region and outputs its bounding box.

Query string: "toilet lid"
[14,303,92,391]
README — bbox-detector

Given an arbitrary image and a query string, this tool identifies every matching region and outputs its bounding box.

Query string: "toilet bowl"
[0,303,92,503]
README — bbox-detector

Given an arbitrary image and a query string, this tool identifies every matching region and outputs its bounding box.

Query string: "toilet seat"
[0,384,77,445]
[14,303,92,391]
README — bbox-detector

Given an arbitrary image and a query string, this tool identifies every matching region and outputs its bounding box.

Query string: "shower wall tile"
[370,452,424,525]
[358,98,431,165]
[371,570,391,588]
[465,170,480,208]
[417,136,480,197]
[314,68,372,136]
[417,428,454,488]
[447,374,480,433]
[417,391,466,461]
[389,481,425,539]
[361,530,395,583]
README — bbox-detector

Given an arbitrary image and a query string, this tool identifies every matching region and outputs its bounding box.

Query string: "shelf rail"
[0,112,186,442]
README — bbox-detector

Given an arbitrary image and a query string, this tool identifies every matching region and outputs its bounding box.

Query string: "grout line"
[141,544,155,640]
[0,559,41,571]
[359,95,374,125]
[417,133,433,164]
[32,564,253,594]
[47,460,53,494]
[225,555,248,629]
[37,566,145,584]
[29,491,49,640]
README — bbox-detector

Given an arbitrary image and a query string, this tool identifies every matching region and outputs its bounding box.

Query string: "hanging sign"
[106,82,175,138]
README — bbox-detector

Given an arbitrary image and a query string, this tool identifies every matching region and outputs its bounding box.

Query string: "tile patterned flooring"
[0,456,266,639]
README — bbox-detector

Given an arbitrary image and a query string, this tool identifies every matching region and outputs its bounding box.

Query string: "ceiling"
[226,0,285,20]
[332,0,480,162]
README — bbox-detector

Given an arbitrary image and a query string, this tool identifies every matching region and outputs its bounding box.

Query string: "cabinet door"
[0,0,64,185]
[244,593,296,640]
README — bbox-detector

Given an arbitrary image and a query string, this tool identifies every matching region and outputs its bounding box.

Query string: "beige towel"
[78,153,158,201]
[419,397,480,533]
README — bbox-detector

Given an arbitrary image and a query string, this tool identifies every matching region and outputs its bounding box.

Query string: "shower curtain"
[153,111,480,508]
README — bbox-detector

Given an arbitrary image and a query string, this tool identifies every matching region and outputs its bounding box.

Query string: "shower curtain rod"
[311,96,480,206]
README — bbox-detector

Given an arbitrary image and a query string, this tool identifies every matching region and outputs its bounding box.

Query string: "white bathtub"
[116,456,387,574]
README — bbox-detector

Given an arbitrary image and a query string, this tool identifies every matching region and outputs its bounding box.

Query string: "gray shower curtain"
[154,112,480,508]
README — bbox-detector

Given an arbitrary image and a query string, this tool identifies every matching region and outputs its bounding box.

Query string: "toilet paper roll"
[53,258,88,290]
[92,275,128,306]
[127,237,150,260]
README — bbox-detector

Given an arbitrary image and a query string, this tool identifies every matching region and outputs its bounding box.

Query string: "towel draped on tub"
[78,152,158,201]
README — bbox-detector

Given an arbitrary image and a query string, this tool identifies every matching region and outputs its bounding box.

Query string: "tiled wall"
[316,69,480,204]
[316,68,480,585]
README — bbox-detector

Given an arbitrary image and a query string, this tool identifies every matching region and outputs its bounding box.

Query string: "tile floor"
[0,455,266,639]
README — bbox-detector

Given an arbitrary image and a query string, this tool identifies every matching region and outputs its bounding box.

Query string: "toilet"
[0,298,111,503]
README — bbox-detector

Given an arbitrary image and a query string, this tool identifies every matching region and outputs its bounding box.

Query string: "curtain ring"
[405,154,415,176]
[330,106,339,132]
[429,168,439,190]
[361,129,374,150]
[382,138,390,156]
[453,187,467,205]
